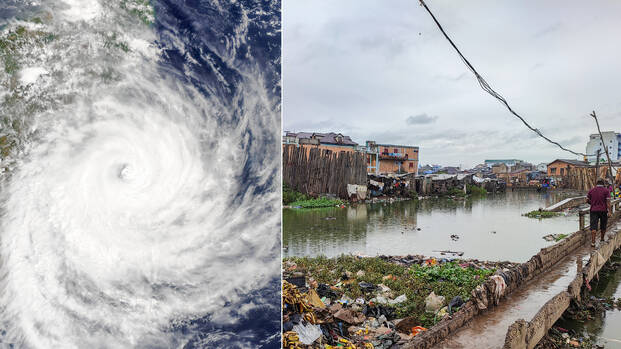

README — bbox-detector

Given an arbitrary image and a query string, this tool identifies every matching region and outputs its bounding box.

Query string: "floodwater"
[283,190,582,262]
[557,250,621,348]
[434,246,591,349]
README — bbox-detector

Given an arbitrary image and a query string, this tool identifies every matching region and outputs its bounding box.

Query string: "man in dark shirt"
[587,178,610,247]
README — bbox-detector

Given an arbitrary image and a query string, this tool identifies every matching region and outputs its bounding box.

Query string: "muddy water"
[434,246,591,349]
[557,250,621,348]
[284,191,581,262]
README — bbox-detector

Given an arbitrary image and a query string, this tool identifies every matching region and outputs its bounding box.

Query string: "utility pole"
[595,149,601,180]
[590,111,615,184]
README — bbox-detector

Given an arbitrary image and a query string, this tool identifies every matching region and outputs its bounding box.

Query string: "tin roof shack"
[367,173,415,198]
[496,168,529,186]
[491,163,509,174]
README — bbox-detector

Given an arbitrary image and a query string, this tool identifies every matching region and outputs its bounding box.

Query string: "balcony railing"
[379,152,407,160]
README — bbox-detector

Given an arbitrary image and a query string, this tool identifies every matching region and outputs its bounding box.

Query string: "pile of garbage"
[282,255,504,348]
[535,326,599,349]
[282,278,430,348]
[377,254,519,271]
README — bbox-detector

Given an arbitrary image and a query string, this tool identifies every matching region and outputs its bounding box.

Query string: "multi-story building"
[283,131,358,152]
[366,141,419,174]
[586,132,621,163]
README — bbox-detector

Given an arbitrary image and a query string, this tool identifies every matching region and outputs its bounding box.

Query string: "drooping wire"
[418,0,593,157]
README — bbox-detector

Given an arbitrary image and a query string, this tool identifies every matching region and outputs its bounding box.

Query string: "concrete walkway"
[432,225,620,349]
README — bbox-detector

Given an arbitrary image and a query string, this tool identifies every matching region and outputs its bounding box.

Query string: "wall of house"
[378,159,418,173]
[492,164,508,174]
[376,144,419,174]
[547,162,574,177]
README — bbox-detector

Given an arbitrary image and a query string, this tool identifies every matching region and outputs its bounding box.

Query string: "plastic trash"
[358,281,376,293]
[425,291,445,313]
[388,294,407,305]
[411,326,427,336]
[377,284,391,293]
[292,323,322,345]
[448,296,464,314]
[371,296,389,304]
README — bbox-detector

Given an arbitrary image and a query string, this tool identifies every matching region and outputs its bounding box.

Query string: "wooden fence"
[282,144,366,199]
[565,166,611,191]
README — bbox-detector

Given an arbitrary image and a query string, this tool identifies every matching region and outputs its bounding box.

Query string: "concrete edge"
[502,213,621,349]
[402,220,592,348]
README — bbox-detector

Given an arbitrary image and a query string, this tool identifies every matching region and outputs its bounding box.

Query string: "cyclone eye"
[118,163,134,181]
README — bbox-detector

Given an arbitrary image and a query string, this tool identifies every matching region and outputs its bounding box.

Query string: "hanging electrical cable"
[418,0,593,157]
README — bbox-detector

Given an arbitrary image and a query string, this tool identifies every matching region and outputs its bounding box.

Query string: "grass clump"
[283,183,308,205]
[289,198,344,209]
[466,184,487,196]
[554,233,568,242]
[523,210,561,219]
[447,188,466,197]
[286,256,494,327]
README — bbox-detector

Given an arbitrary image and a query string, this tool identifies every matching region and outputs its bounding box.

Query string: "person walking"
[587,178,611,247]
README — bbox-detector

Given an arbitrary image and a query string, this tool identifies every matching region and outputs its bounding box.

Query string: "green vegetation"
[523,210,561,219]
[447,187,467,197]
[466,184,487,196]
[286,256,495,327]
[121,0,155,25]
[554,233,568,242]
[283,184,343,208]
[289,198,344,209]
[0,25,54,75]
[103,32,130,53]
[283,183,308,205]
[445,185,487,198]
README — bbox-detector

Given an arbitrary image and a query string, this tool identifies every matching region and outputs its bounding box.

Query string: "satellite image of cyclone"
[0,0,281,348]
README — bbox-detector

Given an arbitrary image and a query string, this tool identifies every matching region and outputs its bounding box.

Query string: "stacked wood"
[282,144,366,199]
[565,166,609,191]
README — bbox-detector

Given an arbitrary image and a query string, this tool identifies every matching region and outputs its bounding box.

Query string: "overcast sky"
[283,0,621,168]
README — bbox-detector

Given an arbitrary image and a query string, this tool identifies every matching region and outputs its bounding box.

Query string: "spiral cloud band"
[0,0,280,347]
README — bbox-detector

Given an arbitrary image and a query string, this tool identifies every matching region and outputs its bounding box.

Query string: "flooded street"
[284,190,582,262]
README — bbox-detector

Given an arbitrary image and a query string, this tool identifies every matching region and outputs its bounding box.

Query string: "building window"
[394,148,398,153]
[560,168,564,175]
[551,168,556,174]
[409,162,413,168]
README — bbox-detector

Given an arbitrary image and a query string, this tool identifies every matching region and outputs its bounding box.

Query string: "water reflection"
[283,191,581,262]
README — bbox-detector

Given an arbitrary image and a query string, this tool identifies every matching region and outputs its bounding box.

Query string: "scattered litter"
[388,294,407,305]
[425,291,445,313]
[292,323,322,345]
[450,234,460,241]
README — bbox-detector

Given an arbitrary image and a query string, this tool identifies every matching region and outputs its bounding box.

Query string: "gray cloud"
[533,22,562,38]
[284,0,621,167]
[406,113,438,125]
